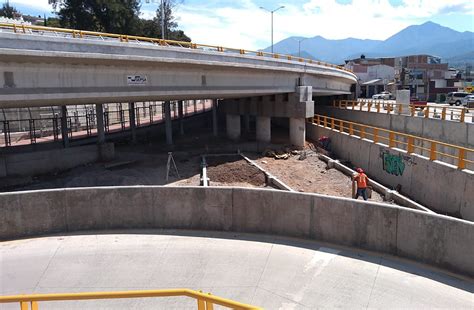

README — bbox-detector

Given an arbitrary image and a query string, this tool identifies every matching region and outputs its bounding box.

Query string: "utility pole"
[260,6,285,54]
[145,0,165,39]
[161,0,165,39]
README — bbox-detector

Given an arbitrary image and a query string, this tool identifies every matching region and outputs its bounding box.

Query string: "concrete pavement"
[1,231,472,309]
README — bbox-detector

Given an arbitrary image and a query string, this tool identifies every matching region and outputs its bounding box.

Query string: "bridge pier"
[220,86,314,146]
[95,103,105,145]
[61,106,69,148]
[178,100,184,135]
[164,101,173,145]
[289,118,305,148]
[256,116,271,143]
[212,99,218,137]
[129,102,137,144]
[243,115,251,133]
[226,114,241,140]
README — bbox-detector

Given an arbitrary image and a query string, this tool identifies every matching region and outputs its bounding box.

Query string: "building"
[344,56,396,98]
[395,55,456,101]
[346,54,457,101]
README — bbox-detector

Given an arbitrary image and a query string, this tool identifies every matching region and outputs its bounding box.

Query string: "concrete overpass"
[0,24,356,147]
[0,24,356,107]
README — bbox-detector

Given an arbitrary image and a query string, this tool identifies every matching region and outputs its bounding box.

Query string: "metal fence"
[0,289,261,310]
[333,99,473,123]
[0,100,211,147]
[312,114,474,170]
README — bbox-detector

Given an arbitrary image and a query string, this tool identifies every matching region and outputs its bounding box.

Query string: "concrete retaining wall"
[307,123,474,221]
[0,143,114,179]
[0,186,472,277]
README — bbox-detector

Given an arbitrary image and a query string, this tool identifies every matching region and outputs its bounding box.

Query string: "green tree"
[50,0,142,35]
[152,0,190,41]
[0,1,20,19]
[49,0,190,42]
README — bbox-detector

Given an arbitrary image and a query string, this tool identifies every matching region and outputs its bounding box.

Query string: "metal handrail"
[0,22,354,74]
[333,99,472,123]
[311,114,474,170]
[0,289,261,310]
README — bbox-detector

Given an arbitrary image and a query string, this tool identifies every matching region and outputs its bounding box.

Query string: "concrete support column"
[243,115,250,133]
[60,105,69,148]
[226,114,241,140]
[289,118,305,148]
[129,102,136,143]
[212,99,218,137]
[95,104,105,145]
[193,100,197,113]
[178,100,184,135]
[164,101,173,145]
[256,116,271,143]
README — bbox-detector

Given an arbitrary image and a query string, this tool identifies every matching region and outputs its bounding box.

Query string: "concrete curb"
[240,153,294,191]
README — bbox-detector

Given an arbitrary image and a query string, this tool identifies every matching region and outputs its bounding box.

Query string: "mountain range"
[264,22,474,67]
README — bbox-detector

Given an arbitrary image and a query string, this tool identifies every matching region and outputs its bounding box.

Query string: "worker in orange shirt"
[353,168,369,201]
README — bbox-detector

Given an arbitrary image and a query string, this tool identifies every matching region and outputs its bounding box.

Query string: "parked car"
[461,94,474,108]
[446,92,469,106]
[410,97,427,109]
[372,91,394,100]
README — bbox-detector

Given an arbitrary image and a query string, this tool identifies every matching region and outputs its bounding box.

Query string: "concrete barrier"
[0,143,114,180]
[307,122,474,221]
[316,106,473,149]
[0,186,472,277]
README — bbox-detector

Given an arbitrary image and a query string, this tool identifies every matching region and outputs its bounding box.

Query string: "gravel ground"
[250,151,387,203]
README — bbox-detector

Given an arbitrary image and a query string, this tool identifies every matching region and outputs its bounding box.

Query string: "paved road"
[1,231,472,309]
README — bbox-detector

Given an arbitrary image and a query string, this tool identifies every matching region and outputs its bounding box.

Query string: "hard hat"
[356,168,364,173]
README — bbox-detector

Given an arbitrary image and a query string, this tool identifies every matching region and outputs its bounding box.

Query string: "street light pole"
[145,0,165,39]
[260,6,285,54]
[161,0,165,40]
[296,38,308,57]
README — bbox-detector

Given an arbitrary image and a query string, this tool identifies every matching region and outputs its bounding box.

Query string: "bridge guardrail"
[0,288,261,310]
[0,23,353,75]
[311,114,474,170]
[333,99,472,123]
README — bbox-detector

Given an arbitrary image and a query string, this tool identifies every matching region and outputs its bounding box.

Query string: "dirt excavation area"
[249,151,386,203]
[205,156,266,187]
[5,148,385,204]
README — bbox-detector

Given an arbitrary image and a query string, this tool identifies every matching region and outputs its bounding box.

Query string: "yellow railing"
[0,23,354,75]
[0,289,261,310]
[332,99,472,123]
[311,114,474,170]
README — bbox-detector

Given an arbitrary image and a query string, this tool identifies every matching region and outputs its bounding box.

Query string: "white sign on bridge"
[127,75,148,85]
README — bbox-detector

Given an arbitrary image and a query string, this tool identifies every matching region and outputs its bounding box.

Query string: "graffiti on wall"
[380,151,414,176]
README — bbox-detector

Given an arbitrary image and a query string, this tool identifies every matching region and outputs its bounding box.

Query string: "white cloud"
[10,0,473,51]
[168,0,473,50]
[10,0,51,12]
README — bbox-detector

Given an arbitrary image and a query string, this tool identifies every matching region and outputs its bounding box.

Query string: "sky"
[7,0,474,50]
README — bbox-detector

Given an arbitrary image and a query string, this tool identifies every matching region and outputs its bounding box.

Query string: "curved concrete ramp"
[1,231,472,309]
[1,187,473,277]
